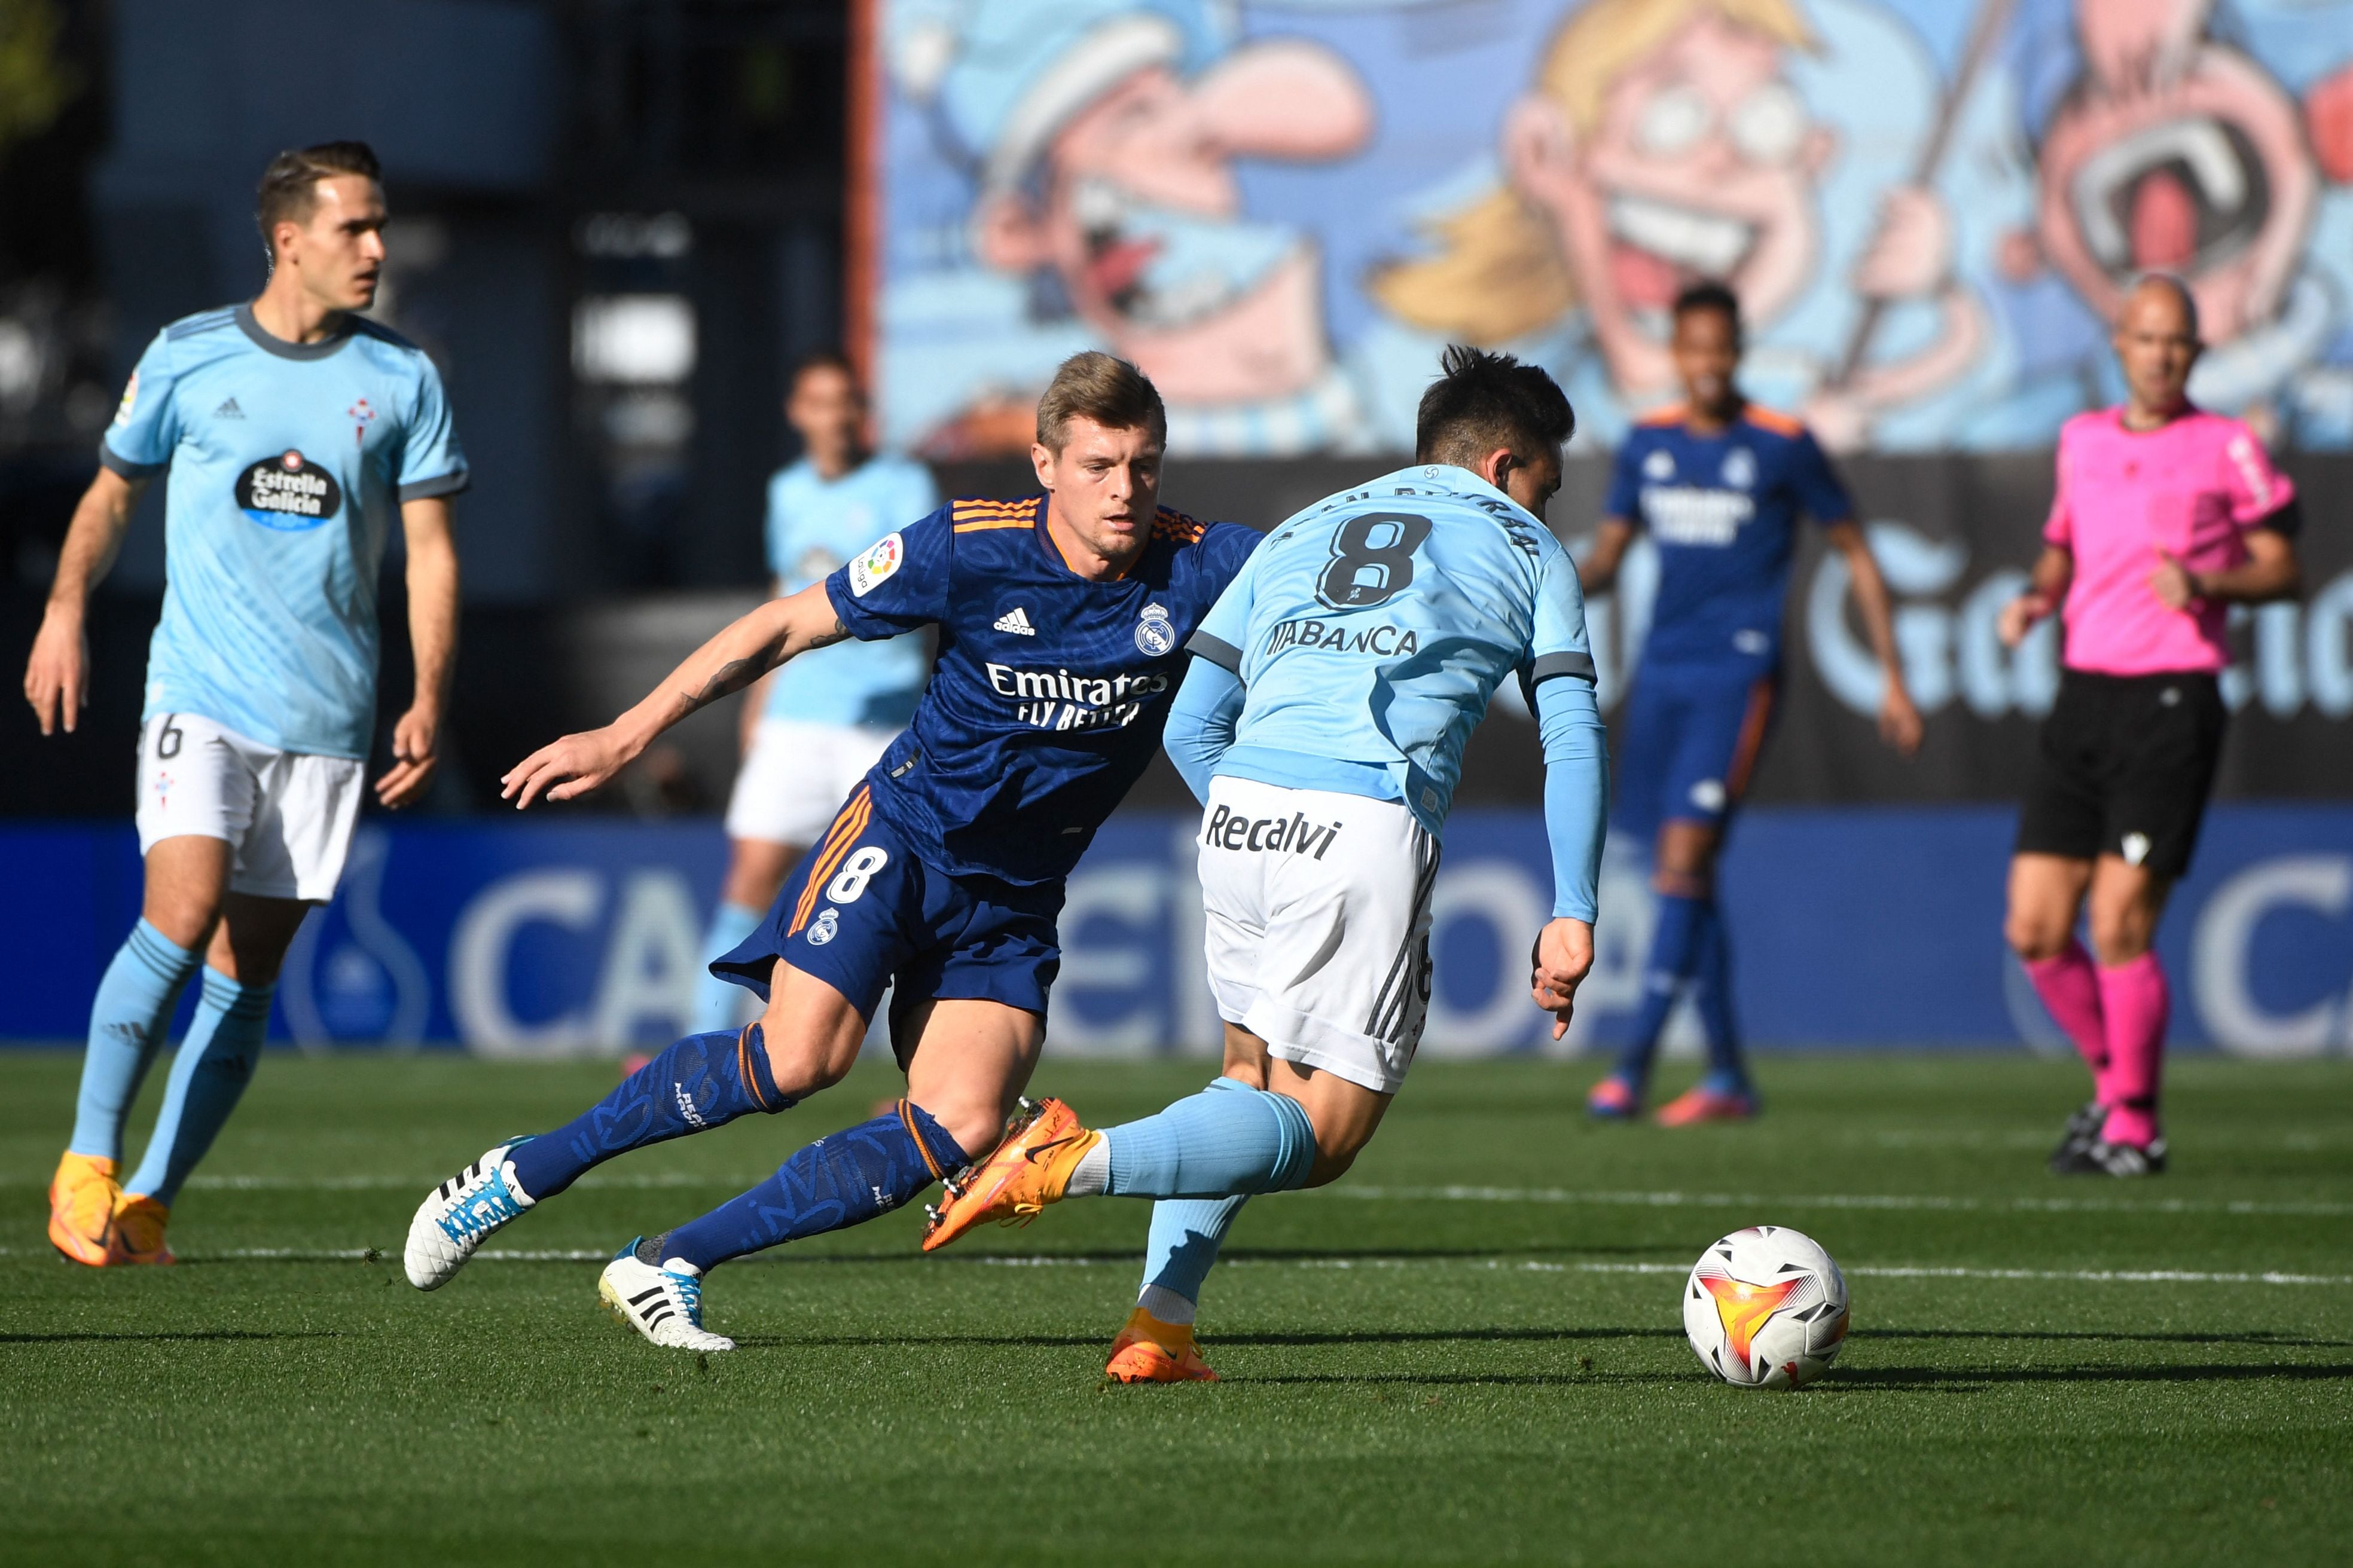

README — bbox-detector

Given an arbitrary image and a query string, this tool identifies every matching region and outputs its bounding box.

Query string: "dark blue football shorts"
[712,776,1065,1056]
[1612,662,1780,842]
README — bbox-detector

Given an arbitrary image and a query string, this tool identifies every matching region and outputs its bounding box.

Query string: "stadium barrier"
[7,807,2349,1056]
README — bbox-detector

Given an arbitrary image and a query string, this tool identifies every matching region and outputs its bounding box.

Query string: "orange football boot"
[921,1098,1097,1252]
[1655,1084,1759,1127]
[1105,1307,1218,1384]
[112,1194,176,1266]
[48,1151,121,1266]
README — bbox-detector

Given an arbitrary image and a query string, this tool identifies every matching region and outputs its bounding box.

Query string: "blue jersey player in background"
[694,350,937,1032]
[1579,282,1920,1127]
[405,352,1258,1352]
[926,347,1610,1384]
[27,142,466,1269]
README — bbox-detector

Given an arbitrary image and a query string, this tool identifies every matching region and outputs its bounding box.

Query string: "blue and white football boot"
[599,1234,735,1352]
[404,1141,536,1289]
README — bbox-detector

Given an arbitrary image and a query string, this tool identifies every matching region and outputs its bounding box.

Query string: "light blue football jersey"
[760,454,938,728]
[101,303,467,760]
[1188,463,1595,836]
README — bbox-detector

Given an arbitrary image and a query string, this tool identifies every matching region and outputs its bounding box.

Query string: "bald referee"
[2000,274,2303,1178]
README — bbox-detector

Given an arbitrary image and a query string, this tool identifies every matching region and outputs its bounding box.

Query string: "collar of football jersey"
[236,301,354,362]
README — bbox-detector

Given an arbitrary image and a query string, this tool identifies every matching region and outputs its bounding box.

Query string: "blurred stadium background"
[4,0,2350,1060]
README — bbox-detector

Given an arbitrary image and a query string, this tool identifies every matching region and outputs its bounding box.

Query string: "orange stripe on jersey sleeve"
[1151,506,1204,543]
[1741,405,1807,438]
[952,497,1039,532]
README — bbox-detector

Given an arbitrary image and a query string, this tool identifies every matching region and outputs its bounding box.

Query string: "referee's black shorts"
[2014,669,2226,881]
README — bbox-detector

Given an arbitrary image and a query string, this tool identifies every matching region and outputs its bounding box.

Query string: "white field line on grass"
[41,1175,2335,1219]
[0,1246,2343,1287]
[1324,1185,2353,1219]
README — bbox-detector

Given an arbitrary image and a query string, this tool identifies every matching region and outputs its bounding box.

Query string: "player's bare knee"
[918,1096,1008,1162]
[2086,910,2153,967]
[756,1014,862,1099]
[2003,909,2068,962]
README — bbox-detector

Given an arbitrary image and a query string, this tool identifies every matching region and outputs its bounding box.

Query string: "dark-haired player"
[691,351,937,1032]
[28,141,465,1266]
[405,352,1258,1350]
[2002,274,2302,1178]
[1578,282,1918,1125]
[923,346,1608,1383]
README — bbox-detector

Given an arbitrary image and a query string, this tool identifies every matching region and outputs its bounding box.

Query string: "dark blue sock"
[1689,902,1749,1092]
[507,1026,786,1201]
[661,1101,968,1272]
[1613,890,1708,1086]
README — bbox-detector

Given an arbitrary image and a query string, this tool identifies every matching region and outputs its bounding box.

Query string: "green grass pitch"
[4,1051,2349,1566]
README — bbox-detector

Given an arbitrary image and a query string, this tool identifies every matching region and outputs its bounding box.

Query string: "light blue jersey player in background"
[924,347,1609,1383]
[1578,282,1918,1127]
[693,351,938,1031]
[25,142,466,1267]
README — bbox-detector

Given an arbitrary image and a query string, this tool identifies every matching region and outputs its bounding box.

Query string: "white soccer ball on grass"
[1682,1225,1850,1390]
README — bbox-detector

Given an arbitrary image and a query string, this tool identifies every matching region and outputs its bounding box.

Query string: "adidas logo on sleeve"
[993,606,1037,636]
[214,397,243,419]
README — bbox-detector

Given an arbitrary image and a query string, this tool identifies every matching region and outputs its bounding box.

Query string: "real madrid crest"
[1135,603,1176,656]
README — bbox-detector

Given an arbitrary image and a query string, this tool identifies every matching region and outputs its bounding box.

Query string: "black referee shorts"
[2015,669,2226,881]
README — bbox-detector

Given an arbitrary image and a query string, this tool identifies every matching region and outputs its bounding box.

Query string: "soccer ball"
[1682,1225,1850,1390]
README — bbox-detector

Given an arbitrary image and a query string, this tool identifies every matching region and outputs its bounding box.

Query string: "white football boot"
[599,1236,735,1352]
[405,1142,536,1289]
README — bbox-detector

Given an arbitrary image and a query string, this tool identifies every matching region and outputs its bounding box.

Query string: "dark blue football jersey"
[825,496,1259,886]
[1604,402,1854,672]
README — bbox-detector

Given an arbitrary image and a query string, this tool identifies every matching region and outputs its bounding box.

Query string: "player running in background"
[25,142,466,1266]
[405,353,1258,1350]
[1576,282,1920,1126]
[691,351,937,1032]
[922,347,1608,1384]
[2001,275,2303,1179]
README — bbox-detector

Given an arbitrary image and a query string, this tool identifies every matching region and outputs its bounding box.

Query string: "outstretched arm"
[24,467,145,736]
[1823,520,1922,756]
[1163,656,1244,807]
[1529,672,1608,1040]
[503,582,853,808]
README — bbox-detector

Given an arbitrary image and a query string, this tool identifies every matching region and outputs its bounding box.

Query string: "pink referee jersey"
[2043,406,2296,676]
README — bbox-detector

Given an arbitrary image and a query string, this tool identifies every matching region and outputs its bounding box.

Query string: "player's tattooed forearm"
[807,616,852,650]
[672,658,762,719]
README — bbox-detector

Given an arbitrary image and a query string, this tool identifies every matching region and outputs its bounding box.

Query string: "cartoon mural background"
[869,0,2353,456]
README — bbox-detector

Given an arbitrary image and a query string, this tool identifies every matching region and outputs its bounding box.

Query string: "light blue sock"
[124,969,272,1205]
[1139,1195,1249,1321]
[68,919,202,1160]
[692,900,765,1034]
[1104,1075,1317,1197]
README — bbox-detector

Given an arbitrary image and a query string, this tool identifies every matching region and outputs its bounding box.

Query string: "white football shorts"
[1197,775,1439,1096]
[725,718,901,846]
[134,711,365,902]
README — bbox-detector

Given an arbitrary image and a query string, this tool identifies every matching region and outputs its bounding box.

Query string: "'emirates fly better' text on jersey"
[1604,403,1852,673]
[825,497,1259,886]
[1187,463,1596,836]
[101,303,468,760]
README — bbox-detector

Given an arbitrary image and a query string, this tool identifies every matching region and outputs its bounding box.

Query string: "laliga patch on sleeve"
[112,370,139,428]
[849,531,905,596]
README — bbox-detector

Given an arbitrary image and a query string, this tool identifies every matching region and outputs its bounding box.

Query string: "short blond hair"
[1034,350,1167,451]
[1372,0,1813,343]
